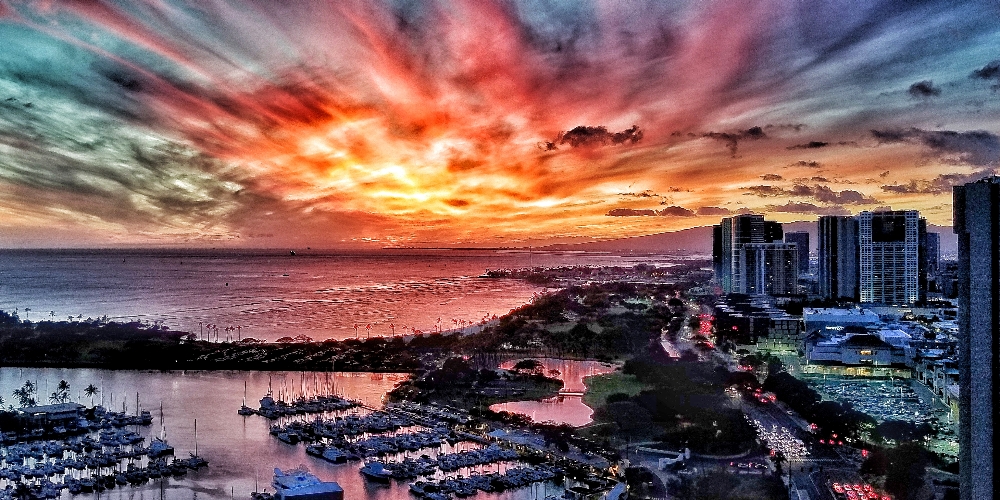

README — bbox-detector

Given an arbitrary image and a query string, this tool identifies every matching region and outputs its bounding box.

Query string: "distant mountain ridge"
[542,221,958,256]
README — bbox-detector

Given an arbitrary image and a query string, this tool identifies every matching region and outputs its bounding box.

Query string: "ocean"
[0,248,662,341]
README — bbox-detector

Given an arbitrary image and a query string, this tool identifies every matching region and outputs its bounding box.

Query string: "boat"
[239,381,256,416]
[360,461,392,483]
[148,437,174,458]
[321,447,348,464]
[272,466,343,500]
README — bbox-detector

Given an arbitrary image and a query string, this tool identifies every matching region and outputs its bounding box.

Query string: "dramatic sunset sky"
[0,0,998,248]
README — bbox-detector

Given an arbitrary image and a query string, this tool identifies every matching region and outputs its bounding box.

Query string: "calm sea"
[0,249,659,341]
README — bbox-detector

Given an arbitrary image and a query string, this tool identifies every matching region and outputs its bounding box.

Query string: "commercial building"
[16,403,85,426]
[713,295,803,354]
[953,177,1000,500]
[784,231,810,274]
[818,215,859,301]
[858,210,926,305]
[802,307,880,332]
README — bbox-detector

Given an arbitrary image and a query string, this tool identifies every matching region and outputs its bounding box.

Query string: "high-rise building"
[953,177,1000,500]
[716,215,765,293]
[925,232,940,275]
[712,225,723,281]
[858,210,926,305]
[712,214,787,295]
[740,243,799,296]
[784,231,810,274]
[764,221,784,243]
[819,216,859,301]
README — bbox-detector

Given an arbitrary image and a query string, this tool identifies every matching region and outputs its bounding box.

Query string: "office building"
[818,216,859,301]
[784,232,810,274]
[953,177,1000,500]
[712,225,723,281]
[858,210,926,305]
[713,214,785,294]
[741,243,799,296]
[715,215,766,293]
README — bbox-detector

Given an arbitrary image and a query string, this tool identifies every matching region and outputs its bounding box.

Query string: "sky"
[0,0,998,248]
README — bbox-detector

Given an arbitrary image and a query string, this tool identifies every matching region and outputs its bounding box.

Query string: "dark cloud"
[605,206,695,217]
[811,176,830,182]
[871,128,1000,166]
[554,125,643,149]
[791,160,822,168]
[618,190,659,198]
[696,206,733,216]
[970,60,1000,89]
[764,123,807,132]
[658,206,696,217]
[744,185,787,197]
[760,174,783,181]
[907,80,941,98]
[606,208,657,217]
[765,202,850,216]
[787,141,828,150]
[744,184,878,205]
[880,170,995,194]
[704,126,766,156]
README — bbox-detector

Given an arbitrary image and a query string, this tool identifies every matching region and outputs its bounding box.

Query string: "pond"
[488,359,617,427]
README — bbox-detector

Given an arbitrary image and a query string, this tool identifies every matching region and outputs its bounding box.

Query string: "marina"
[1,367,618,500]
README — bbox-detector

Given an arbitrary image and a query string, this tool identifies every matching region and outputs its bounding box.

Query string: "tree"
[884,442,930,500]
[49,380,70,404]
[12,381,37,407]
[84,384,100,405]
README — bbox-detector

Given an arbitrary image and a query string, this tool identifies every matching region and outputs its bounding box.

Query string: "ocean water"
[0,249,656,341]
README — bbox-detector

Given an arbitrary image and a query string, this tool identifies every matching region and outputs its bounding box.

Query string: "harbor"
[0,367,620,500]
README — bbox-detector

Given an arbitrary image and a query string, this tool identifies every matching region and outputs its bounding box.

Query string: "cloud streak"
[871,128,1000,166]
[0,0,997,245]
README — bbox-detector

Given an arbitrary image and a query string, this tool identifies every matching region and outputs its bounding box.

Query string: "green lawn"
[582,371,650,410]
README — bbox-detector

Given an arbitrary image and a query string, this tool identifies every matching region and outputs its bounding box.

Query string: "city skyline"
[0,1,999,248]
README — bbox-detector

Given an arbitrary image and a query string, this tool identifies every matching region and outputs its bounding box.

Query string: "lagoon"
[488,359,616,427]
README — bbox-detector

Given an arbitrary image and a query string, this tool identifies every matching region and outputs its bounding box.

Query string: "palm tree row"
[6,380,100,408]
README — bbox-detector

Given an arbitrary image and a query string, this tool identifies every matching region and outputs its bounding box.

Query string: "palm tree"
[84,384,99,406]
[57,380,70,402]
[13,382,36,407]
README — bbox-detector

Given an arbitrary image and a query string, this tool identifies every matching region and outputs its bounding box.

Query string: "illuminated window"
[859,350,873,355]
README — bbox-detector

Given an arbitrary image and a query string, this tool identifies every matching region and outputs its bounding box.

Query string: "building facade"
[953,177,1000,500]
[713,214,786,294]
[784,232,810,274]
[858,210,925,305]
[819,216,859,300]
[740,243,799,296]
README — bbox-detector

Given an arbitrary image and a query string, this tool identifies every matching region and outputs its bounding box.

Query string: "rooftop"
[17,402,85,414]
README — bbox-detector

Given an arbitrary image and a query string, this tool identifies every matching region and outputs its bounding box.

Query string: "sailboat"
[239,380,256,416]
[148,402,174,458]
